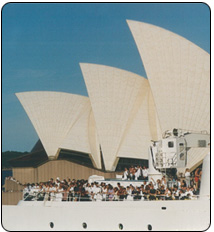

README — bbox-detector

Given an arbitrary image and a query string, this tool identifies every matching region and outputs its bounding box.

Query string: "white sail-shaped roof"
[127,20,210,134]
[60,101,91,153]
[60,103,101,169]
[16,92,91,159]
[117,86,162,159]
[80,63,160,171]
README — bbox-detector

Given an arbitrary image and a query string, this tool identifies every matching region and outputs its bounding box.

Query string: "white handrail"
[22,191,209,202]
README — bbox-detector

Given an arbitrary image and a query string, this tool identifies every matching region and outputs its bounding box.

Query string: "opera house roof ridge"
[15,91,89,99]
[79,62,147,80]
[126,19,210,55]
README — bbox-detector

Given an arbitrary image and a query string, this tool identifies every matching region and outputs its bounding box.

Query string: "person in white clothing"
[84,183,90,193]
[122,168,130,180]
[150,178,161,190]
[49,184,57,201]
[161,176,167,187]
[179,189,186,200]
[113,187,119,201]
[23,184,30,200]
[135,166,141,180]
[55,184,64,201]
[185,187,193,199]
[164,188,172,200]
[93,183,102,201]
[140,186,145,200]
[102,185,108,201]
[55,177,60,187]
[126,186,133,201]
[185,168,191,187]
[142,166,149,181]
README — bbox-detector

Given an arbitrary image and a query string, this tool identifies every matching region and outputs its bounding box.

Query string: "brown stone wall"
[12,167,37,184]
[4,180,24,192]
[12,160,122,184]
[2,192,23,205]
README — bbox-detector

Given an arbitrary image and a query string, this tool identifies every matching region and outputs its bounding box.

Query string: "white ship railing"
[22,191,209,202]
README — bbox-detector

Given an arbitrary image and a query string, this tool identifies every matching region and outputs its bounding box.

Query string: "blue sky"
[2,3,210,152]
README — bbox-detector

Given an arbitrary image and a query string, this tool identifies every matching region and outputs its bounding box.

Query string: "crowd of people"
[122,165,149,181]
[21,166,202,202]
[4,164,203,202]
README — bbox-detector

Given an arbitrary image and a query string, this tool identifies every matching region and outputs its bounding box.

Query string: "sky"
[2,3,210,152]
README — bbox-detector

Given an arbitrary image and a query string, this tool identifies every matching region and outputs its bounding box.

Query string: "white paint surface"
[2,200,210,231]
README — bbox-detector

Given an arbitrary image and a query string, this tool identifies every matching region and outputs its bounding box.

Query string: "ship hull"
[2,199,210,231]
